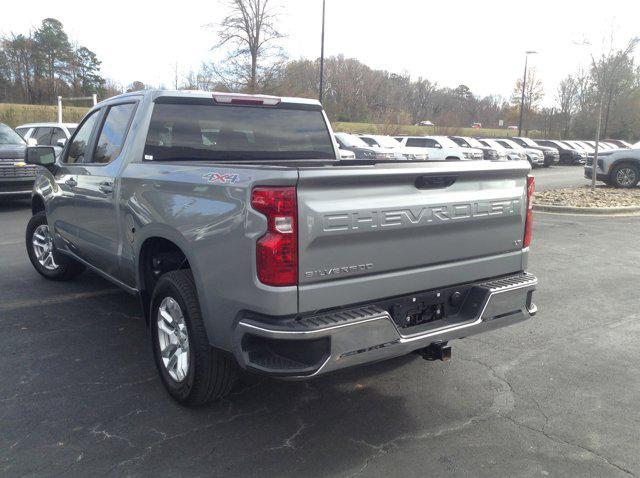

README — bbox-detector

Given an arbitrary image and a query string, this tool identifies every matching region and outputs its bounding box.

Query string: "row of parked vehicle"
[332,132,634,169]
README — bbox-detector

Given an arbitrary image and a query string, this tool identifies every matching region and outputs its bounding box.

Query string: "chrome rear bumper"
[235,273,537,378]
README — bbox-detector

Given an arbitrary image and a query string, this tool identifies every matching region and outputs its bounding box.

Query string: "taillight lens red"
[523,175,535,248]
[251,187,298,286]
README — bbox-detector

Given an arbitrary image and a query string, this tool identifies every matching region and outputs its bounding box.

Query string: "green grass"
[0,103,90,128]
[332,121,516,138]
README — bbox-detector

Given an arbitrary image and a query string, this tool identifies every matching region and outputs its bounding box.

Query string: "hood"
[0,144,27,160]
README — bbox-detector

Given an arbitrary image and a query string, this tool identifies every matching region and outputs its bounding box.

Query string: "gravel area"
[534,185,640,208]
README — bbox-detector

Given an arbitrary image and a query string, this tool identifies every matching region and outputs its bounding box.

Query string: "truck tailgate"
[297,160,531,312]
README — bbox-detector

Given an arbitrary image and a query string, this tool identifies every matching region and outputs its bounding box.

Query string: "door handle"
[65,178,77,187]
[415,175,458,189]
[98,181,114,194]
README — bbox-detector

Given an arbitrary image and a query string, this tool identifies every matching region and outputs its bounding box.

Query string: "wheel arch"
[135,230,201,325]
[31,194,45,215]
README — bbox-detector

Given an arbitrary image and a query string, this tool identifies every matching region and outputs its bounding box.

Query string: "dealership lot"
[2,167,639,477]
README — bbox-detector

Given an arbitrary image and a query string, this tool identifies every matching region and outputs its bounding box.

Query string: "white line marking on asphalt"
[0,289,122,312]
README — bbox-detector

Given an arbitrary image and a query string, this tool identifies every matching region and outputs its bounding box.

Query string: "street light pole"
[318,0,326,103]
[518,51,537,137]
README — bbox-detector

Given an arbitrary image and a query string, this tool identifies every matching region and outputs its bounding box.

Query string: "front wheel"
[610,164,639,188]
[25,211,85,281]
[150,270,238,406]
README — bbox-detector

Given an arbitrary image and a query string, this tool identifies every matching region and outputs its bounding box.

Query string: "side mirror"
[27,138,38,147]
[26,146,57,169]
[56,138,67,147]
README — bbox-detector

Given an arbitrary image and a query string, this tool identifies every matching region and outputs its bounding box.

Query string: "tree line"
[0,18,120,105]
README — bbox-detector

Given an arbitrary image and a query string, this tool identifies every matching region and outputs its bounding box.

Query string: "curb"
[533,203,640,215]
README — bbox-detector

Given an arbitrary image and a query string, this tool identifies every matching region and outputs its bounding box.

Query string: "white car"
[359,134,428,160]
[478,138,525,162]
[493,138,544,167]
[395,136,470,160]
[15,123,77,151]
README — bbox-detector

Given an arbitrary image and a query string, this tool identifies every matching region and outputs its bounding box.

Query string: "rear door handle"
[98,181,114,194]
[65,178,77,188]
[415,175,458,189]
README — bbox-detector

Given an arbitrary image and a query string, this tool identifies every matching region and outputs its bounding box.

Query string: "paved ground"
[2,191,639,477]
[531,164,587,191]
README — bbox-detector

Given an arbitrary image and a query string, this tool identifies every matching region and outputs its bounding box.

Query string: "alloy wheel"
[157,297,190,382]
[32,224,58,271]
[615,168,637,187]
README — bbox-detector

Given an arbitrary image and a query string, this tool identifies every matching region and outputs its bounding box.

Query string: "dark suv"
[0,123,37,198]
[534,139,586,165]
[511,137,559,167]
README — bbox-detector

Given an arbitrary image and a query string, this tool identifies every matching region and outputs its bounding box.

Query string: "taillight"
[523,175,535,248]
[251,187,298,286]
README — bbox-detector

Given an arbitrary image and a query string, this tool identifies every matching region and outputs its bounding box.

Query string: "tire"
[25,211,85,281]
[610,164,640,189]
[150,269,238,406]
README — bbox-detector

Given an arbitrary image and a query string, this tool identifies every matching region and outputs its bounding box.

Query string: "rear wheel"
[610,164,639,188]
[25,211,85,281]
[150,270,238,405]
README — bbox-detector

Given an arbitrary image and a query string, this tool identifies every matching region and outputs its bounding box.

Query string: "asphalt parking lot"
[2,165,639,477]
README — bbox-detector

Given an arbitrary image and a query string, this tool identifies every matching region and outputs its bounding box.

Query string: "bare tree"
[556,75,579,137]
[207,0,285,92]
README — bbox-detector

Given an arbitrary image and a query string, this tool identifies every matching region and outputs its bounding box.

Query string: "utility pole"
[318,0,326,103]
[518,51,537,137]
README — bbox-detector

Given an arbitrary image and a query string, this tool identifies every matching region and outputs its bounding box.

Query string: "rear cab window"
[144,99,335,161]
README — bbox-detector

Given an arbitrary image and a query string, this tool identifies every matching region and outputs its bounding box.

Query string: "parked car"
[415,120,434,126]
[24,89,538,405]
[477,138,525,161]
[534,139,587,165]
[0,123,38,198]
[449,136,502,160]
[334,133,395,160]
[584,140,615,151]
[359,134,428,160]
[471,122,482,129]
[15,123,78,154]
[395,136,464,160]
[604,139,632,149]
[585,142,640,188]
[396,136,480,160]
[507,126,518,130]
[493,139,544,168]
[510,137,560,167]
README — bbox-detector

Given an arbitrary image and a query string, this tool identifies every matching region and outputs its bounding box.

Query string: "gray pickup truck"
[25,90,538,406]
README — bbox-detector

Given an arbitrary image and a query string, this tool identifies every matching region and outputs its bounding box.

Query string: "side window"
[65,111,100,164]
[496,140,511,149]
[406,138,426,147]
[92,103,136,164]
[33,127,53,145]
[51,128,67,145]
[425,138,439,148]
[15,127,29,138]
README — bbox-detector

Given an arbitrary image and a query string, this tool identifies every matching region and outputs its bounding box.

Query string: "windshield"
[431,136,460,148]
[144,103,335,161]
[370,135,400,148]
[575,141,595,152]
[0,124,25,145]
[499,139,522,150]
[553,141,570,149]
[480,139,505,151]
[335,133,370,148]
[519,137,537,147]
[463,137,483,148]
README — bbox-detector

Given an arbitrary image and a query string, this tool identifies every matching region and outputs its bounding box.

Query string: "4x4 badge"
[202,172,240,184]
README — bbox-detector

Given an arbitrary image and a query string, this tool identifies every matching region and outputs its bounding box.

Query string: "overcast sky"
[3,0,640,105]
